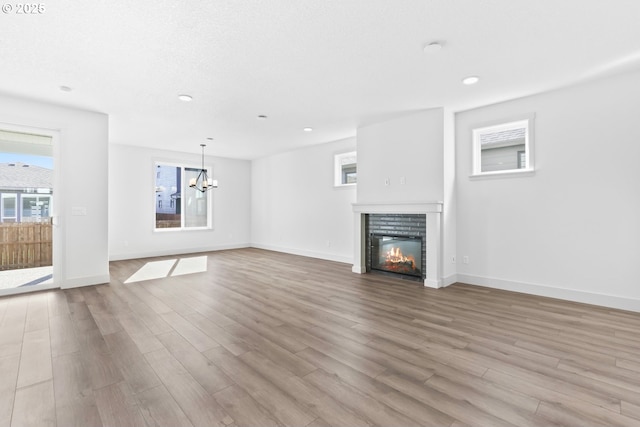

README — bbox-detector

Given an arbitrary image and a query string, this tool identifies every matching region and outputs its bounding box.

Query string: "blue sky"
[0,153,53,169]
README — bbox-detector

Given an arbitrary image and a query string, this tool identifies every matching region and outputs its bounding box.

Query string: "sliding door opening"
[0,127,58,296]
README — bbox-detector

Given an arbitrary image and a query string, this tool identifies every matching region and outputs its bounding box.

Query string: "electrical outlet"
[400,176,406,185]
[451,255,456,263]
[463,256,469,264]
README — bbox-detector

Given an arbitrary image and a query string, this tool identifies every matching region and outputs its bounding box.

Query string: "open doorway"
[0,127,57,295]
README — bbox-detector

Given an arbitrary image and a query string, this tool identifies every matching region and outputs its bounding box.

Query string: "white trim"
[334,151,357,187]
[251,243,353,265]
[424,278,442,288]
[469,169,535,180]
[153,226,213,233]
[153,161,214,232]
[0,121,63,291]
[334,183,356,189]
[441,274,458,287]
[353,201,443,214]
[352,201,444,287]
[109,243,250,262]
[61,274,111,289]
[471,113,535,177]
[457,273,640,313]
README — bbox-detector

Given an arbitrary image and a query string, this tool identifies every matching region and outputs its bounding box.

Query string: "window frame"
[470,114,535,179]
[334,151,357,187]
[154,161,213,232]
[1,193,17,222]
[20,194,52,222]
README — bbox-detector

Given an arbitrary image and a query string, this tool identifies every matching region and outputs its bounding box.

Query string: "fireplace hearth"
[370,234,422,278]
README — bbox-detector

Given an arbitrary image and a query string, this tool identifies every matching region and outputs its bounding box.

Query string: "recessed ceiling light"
[303,127,313,132]
[462,76,480,85]
[178,94,193,102]
[257,115,268,120]
[423,42,443,54]
[206,137,214,141]
[59,85,73,92]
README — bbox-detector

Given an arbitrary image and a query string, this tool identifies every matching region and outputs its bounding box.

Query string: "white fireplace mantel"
[352,201,444,288]
[352,201,443,215]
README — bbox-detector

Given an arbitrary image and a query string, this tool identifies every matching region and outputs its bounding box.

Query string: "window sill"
[153,227,213,232]
[469,169,535,180]
[334,183,357,189]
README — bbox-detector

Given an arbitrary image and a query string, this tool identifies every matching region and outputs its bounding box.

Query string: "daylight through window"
[155,163,212,230]
[472,116,534,176]
[334,151,357,186]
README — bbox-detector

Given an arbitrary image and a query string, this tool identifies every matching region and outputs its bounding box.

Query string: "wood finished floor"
[1,248,640,427]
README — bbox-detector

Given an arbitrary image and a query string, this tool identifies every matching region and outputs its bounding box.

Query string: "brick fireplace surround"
[352,202,443,288]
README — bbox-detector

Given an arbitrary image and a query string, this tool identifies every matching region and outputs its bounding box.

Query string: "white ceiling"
[2,0,640,159]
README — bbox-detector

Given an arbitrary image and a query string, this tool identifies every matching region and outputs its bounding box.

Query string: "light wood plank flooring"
[2,248,640,426]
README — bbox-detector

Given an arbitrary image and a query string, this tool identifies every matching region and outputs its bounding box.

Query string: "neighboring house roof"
[0,162,53,190]
[480,128,526,148]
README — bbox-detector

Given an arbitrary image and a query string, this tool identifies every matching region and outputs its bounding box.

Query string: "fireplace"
[352,202,443,288]
[370,234,422,278]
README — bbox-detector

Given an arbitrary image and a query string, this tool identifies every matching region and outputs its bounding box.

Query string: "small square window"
[334,151,357,186]
[472,115,534,177]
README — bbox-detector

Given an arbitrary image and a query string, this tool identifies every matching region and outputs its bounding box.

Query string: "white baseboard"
[251,243,353,265]
[424,278,442,288]
[109,243,251,262]
[352,265,366,274]
[441,274,458,287]
[424,274,458,289]
[457,273,640,313]
[62,274,111,289]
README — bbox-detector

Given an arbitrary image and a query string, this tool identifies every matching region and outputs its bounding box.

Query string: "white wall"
[442,108,457,283]
[357,109,444,204]
[251,137,356,263]
[0,94,109,288]
[109,144,251,260]
[455,70,640,311]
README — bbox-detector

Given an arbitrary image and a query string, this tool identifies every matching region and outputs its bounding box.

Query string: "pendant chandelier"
[189,144,217,192]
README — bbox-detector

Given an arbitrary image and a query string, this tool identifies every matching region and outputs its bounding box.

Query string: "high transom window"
[334,151,357,186]
[472,115,535,177]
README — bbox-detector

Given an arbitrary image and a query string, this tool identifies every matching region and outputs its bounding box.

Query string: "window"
[155,163,212,230]
[517,150,526,169]
[334,151,357,186]
[1,194,17,222]
[472,115,534,177]
[21,195,51,222]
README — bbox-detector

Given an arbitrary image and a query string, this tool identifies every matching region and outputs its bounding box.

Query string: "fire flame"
[385,247,416,269]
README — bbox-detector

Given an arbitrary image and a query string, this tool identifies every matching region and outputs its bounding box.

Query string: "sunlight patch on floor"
[0,266,54,289]
[172,256,207,277]
[124,256,208,283]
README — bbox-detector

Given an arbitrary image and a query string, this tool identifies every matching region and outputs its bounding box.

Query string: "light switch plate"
[71,207,87,216]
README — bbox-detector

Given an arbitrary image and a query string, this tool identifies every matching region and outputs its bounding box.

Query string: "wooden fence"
[0,222,52,270]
